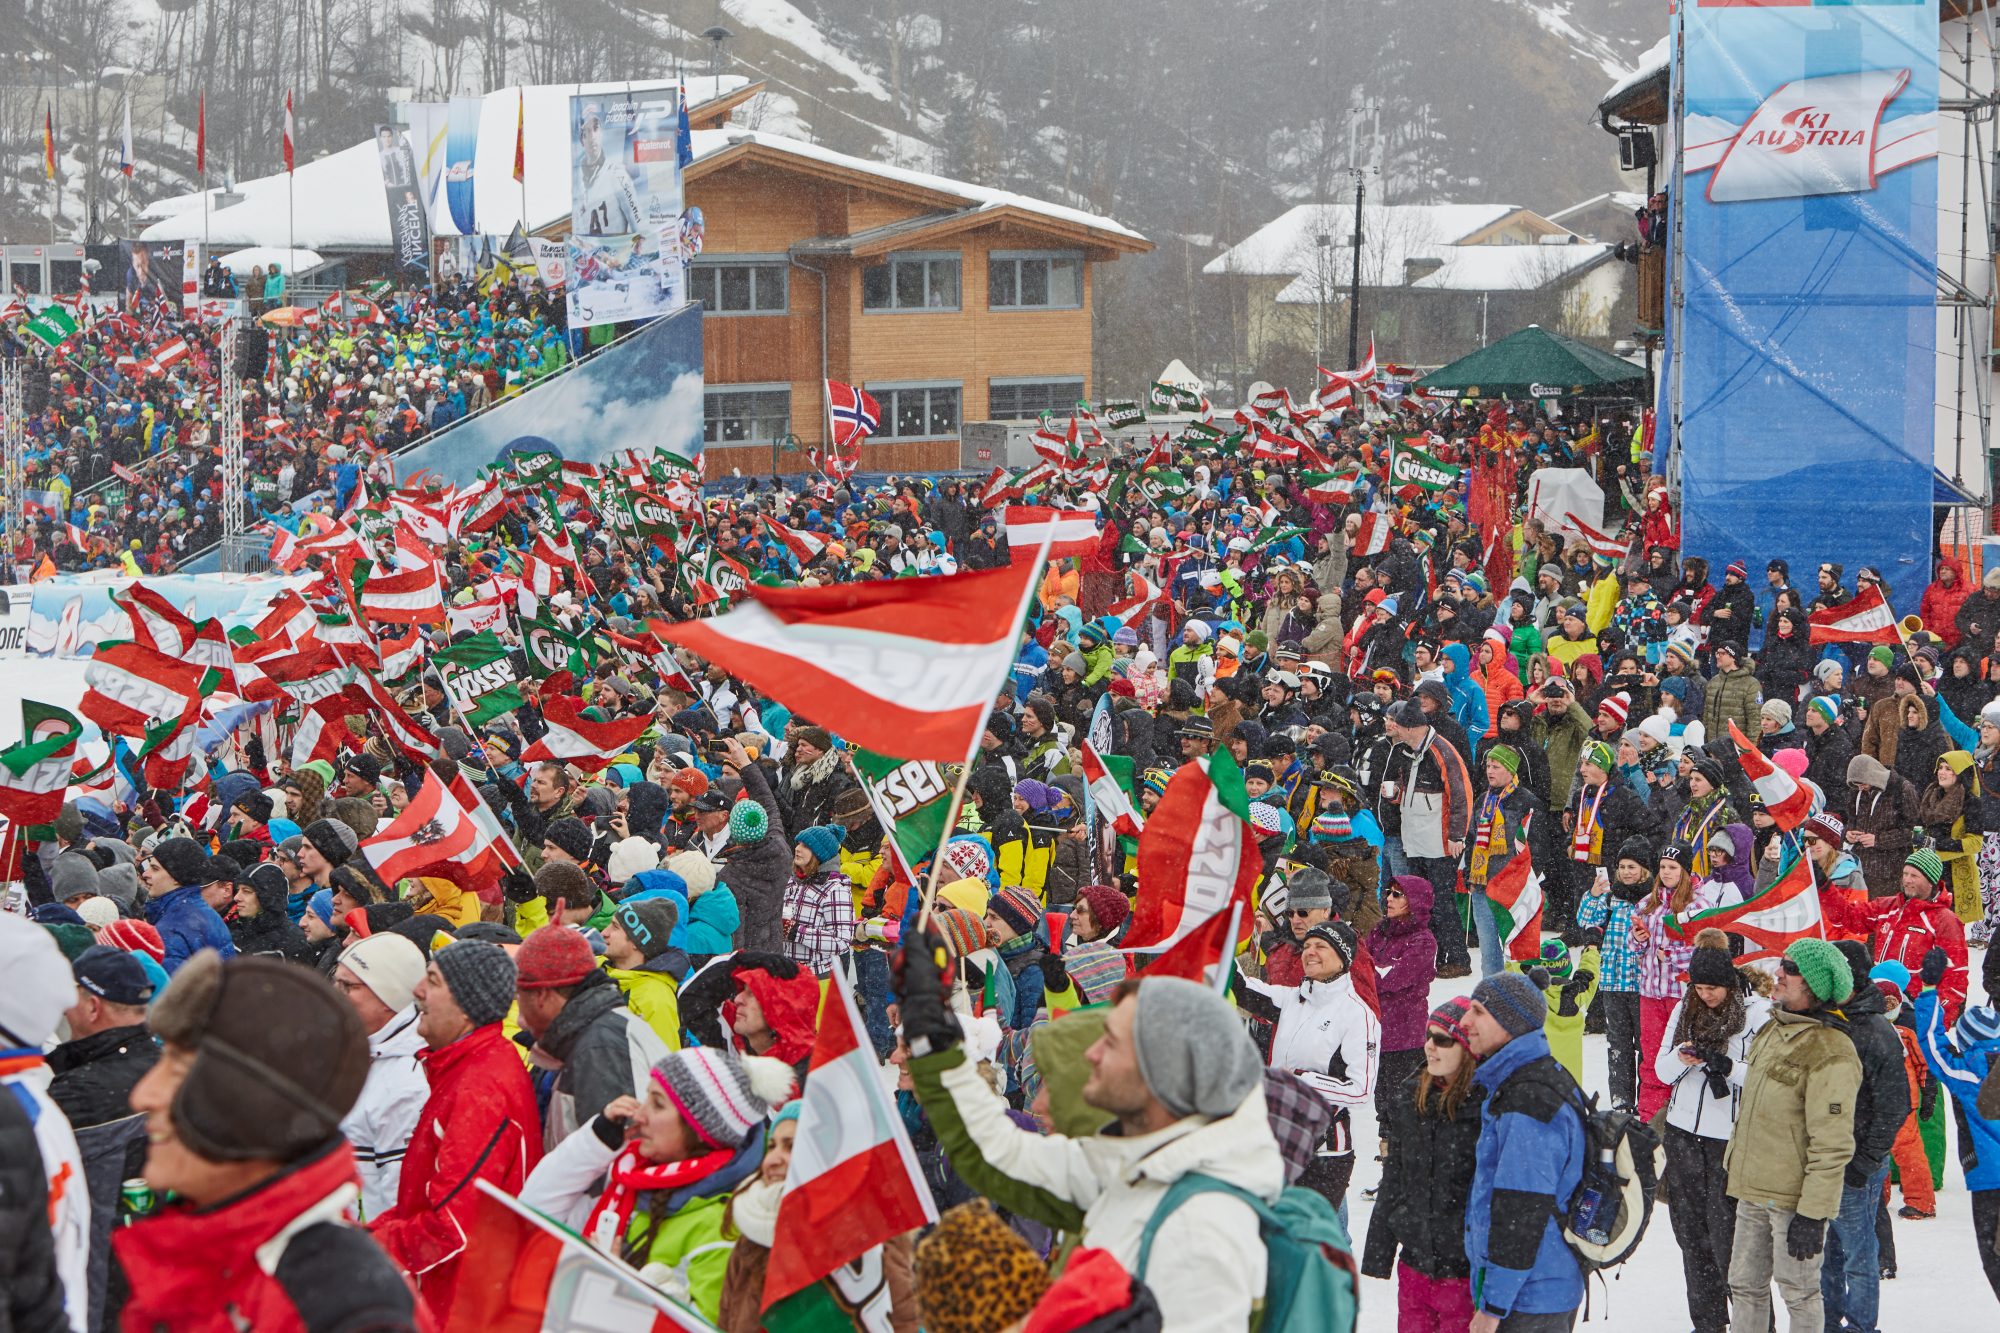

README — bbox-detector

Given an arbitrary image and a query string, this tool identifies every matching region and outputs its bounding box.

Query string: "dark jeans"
[851,947,897,1059]
[1496,1312,1577,1332]
[1821,1162,1889,1332]
[1975,1189,2000,1302]
[1409,854,1467,968]
[1599,990,1641,1111]
[1301,1151,1355,1215]
[1664,1126,1735,1333]
[1875,1192,1895,1277]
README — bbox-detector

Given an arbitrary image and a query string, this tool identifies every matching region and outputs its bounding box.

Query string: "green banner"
[1388,440,1461,492]
[850,747,956,881]
[431,630,526,725]
[522,613,595,678]
[21,305,79,350]
[1102,400,1146,430]
[1149,381,1203,413]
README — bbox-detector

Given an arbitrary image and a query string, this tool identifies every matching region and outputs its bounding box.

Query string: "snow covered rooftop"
[1202,204,1523,278]
[688,127,1148,243]
[1601,35,1670,115]
[140,77,750,249]
[1270,238,1613,300]
[217,247,325,275]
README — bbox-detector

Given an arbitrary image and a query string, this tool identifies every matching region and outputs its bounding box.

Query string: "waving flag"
[1301,466,1363,505]
[1670,849,1822,960]
[825,380,880,451]
[82,641,210,739]
[1808,582,1900,645]
[1122,750,1260,982]
[762,970,937,1314]
[362,770,493,889]
[1727,720,1813,829]
[761,514,827,564]
[652,561,1041,762]
[1003,505,1098,561]
[1106,571,1166,629]
[1559,511,1626,561]
[282,89,295,172]
[520,696,651,771]
[1351,510,1394,558]
[1483,819,1545,962]
[0,703,84,826]
[119,95,134,177]
[355,559,446,626]
[1080,739,1145,839]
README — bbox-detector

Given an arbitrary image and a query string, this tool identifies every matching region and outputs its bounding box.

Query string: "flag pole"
[914,525,1057,933]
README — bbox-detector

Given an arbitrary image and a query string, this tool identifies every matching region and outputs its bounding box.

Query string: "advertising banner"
[181,240,201,315]
[374,125,431,277]
[445,96,482,236]
[1677,0,1938,606]
[400,102,449,232]
[120,240,182,305]
[566,90,685,327]
[434,233,536,292]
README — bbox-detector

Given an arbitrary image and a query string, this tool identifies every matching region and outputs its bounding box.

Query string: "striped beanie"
[1905,848,1946,887]
[1428,996,1475,1051]
[1311,810,1354,842]
[933,906,987,959]
[649,1047,796,1150]
[1596,692,1632,729]
[1954,1005,2000,1051]
[1805,695,1841,728]
[99,917,165,964]
[990,885,1044,939]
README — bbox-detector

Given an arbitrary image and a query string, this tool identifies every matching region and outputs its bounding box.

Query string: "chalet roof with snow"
[1202,203,1530,279]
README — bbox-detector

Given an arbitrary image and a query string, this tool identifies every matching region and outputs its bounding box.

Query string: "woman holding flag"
[1631,841,1721,1120]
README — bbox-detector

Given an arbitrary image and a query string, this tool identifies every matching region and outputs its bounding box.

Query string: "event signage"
[565,90,685,327]
[373,125,431,277]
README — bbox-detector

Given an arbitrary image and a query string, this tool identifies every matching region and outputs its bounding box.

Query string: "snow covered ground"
[1346,969,1996,1331]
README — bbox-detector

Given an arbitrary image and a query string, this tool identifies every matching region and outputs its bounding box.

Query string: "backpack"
[1513,1059,1663,1274]
[1135,1174,1358,1333]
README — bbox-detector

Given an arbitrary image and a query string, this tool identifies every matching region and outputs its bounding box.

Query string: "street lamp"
[701,26,734,84]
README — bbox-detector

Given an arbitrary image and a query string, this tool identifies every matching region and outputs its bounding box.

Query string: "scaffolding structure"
[1936,2,1999,552]
[217,317,248,573]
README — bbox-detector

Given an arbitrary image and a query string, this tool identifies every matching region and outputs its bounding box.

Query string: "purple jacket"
[1368,874,1439,1051]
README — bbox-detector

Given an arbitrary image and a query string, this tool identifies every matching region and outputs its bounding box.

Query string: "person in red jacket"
[1824,848,1971,1022]
[114,950,419,1332]
[1921,556,1972,648]
[369,939,543,1325]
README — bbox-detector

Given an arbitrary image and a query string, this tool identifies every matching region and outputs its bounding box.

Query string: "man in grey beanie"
[899,934,1283,1333]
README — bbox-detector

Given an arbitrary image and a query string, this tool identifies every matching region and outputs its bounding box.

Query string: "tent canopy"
[1415,325,1647,401]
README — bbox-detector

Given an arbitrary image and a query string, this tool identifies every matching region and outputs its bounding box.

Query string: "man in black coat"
[0,1089,67,1333]
[48,947,159,1134]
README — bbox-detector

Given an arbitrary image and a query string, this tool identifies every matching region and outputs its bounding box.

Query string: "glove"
[891,924,961,1057]
[1920,1077,1940,1121]
[1785,1213,1825,1262]
[1701,1050,1733,1080]
[1555,972,1593,1017]
[500,866,539,905]
[1920,947,1949,987]
[1042,952,1071,995]
[1580,926,1605,950]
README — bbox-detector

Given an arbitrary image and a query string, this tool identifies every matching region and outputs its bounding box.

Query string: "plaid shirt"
[782,869,856,977]
[1576,890,1641,993]
[1635,885,1717,1000]
[1261,1068,1335,1181]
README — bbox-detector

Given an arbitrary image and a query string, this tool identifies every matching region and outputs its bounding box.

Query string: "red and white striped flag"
[81,641,209,739]
[762,972,937,1313]
[653,561,1040,762]
[359,770,517,892]
[448,594,508,637]
[1808,582,1900,645]
[1080,739,1144,838]
[1106,571,1165,629]
[520,696,652,772]
[761,514,827,564]
[352,669,439,759]
[1351,511,1394,557]
[1559,511,1626,561]
[1670,850,1822,960]
[975,467,1016,509]
[1003,505,1098,561]
[356,560,445,626]
[282,89,295,172]
[112,583,199,657]
[1727,721,1813,829]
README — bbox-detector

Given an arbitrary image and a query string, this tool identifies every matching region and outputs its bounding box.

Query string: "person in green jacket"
[518,1046,794,1321]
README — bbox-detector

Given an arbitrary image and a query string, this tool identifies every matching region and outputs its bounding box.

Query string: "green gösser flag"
[431,631,526,725]
[850,747,956,881]
[21,305,79,350]
[1388,439,1462,492]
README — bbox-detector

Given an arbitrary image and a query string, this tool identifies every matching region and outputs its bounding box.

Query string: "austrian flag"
[521,696,652,772]
[1808,582,1900,645]
[360,770,521,893]
[1003,505,1098,561]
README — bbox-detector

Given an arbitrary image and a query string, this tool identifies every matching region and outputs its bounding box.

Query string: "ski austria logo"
[1690,68,1933,204]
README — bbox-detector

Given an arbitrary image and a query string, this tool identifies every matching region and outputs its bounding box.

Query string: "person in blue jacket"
[139,836,236,973]
[1911,949,2000,1301]
[1441,642,1492,739]
[1462,970,1586,1331]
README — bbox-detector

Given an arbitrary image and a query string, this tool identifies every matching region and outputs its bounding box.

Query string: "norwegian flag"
[520,696,652,772]
[1351,510,1394,557]
[761,514,827,564]
[825,380,880,452]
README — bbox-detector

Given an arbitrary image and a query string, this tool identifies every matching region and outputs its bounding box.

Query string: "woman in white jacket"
[1234,918,1380,1213]
[1653,927,1770,1333]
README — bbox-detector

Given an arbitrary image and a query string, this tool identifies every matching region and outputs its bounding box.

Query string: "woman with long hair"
[1920,752,1986,926]
[1652,929,1768,1333]
[1361,997,1486,1333]
[1630,840,1718,1119]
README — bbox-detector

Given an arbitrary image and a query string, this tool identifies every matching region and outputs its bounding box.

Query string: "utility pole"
[1347,168,1364,368]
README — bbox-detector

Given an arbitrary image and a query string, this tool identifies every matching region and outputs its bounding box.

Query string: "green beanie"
[1785,938,1854,1005]
[1905,847,1946,887]
[1538,937,1573,981]
[1487,744,1521,777]
[1582,740,1616,775]
[1869,645,1895,668]
[728,799,768,845]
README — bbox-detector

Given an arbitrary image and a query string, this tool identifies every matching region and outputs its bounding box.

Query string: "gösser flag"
[1387,439,1461,492]
[652,562,1041,762]
[1808,582,1901,645]
[1003,505,1098,561]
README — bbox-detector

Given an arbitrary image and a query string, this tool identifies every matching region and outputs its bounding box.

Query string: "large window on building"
[861,253,961,311]
[988,251,1083,310]
[868,383,962,439]
[703,385,792,446]
[689,260,788,314]
[988,378,1085,419]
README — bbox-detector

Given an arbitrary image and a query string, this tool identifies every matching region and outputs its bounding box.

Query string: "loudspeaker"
[23,365,48,414]
[1619,128,1657,173]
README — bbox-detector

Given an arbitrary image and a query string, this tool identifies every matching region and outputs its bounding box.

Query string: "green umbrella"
[1415,325,1646,401]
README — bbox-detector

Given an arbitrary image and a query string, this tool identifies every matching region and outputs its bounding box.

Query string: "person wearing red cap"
[513,924,669,1149]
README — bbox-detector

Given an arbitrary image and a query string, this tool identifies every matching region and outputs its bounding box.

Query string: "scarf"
[1571,781,1609,863]
[1469,779,1517,884]
[584,1142,735,1259]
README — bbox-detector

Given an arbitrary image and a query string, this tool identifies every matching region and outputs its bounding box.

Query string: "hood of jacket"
[1441,643,1471,679]
[727,965,820,1066]
[1380,873,1434,931]
[625,781,670,838]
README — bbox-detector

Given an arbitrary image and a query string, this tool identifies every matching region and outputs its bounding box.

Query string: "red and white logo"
[1688,68,1932,203]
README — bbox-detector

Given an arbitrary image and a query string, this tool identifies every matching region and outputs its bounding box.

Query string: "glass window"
[869,384,963,440]
[988,379,1085,419]
[690,261,786,315]
[703,387,791,446]
[48,260,81,295]
[10,263,41,294]
[988,252,1084,310]
[862,254,961,311]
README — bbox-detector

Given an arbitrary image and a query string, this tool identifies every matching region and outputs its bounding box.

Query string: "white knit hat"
[606,836,660,885]
[338,934,428,1013]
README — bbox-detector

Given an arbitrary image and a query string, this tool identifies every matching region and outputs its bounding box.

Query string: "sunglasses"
[1425,1030,1460,1047]
[1779,958,1803,977]
[1288,908,1317,918]
[1384,887,1406,899]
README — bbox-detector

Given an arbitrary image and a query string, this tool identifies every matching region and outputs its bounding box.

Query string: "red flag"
[1669,850,1823,960]
[1727,720,1814,829]
[282,89,295,172]
[520,697,652,772]
[825,380,880,452]
[1121,751,1260,981]
[1808,582,1901,645]
[651,563,1040,762]
[511,88,526,183]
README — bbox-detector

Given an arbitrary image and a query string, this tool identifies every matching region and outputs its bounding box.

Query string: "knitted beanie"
[914,1200,1051,1333]
[612,898,680,962]
[1805,695,1841,728]
[1486,744,1521,776]
[534,860,594,910]
[933,907,987,959]
[729,799,768,844]
[669,767,710,798]
[648,1047,795,1149]
[514,925,597,989]
[938,878,991,919]
[1131,977,1264,1118]
[1905,847,1946,887]
[100,918,165,964]
[431,940,518,1027]
[306,889,336,928]
[1302,920,1357,973]
[1428,996,1475,1051]
[542,816,595,864]
[1761,698,1793,728]
[605,837,660,885]
[990,884,1044,939]
[1077,883,1130,935]
[302,818,358,867]
[150,836,213,889]
[1538,937,1574,982]
[1472,970,1547,1038]
[338,934,428,1012]
[1687,927,1737,989]
[1581,740,1616,776]
[1597,692,1632,729]
[1802,811,1846,846]
[1784,937,1853,1005]
[794,823,845,869]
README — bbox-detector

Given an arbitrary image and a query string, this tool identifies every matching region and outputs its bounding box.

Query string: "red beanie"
[514,924,597,989]
[1078,883,1130,935]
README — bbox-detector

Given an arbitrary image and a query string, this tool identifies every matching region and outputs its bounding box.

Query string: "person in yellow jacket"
[603,898,685,1051]
[404,875,484,929]
[1585,556,1623,636]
